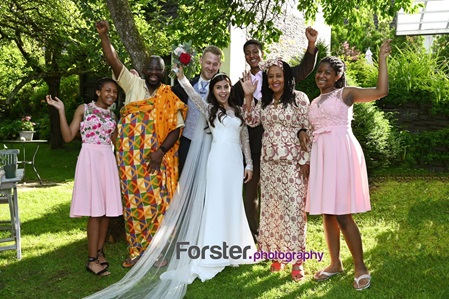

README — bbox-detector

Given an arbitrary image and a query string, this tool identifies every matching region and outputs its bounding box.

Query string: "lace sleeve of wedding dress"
[84,114,212,299]
[178,76,210,117]
[240,124,253,171]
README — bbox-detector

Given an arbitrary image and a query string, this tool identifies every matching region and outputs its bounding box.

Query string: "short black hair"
[243,39,263,52]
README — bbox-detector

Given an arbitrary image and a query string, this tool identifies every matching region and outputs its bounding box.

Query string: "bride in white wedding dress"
[162,70,257,283]
[84,69,257,299]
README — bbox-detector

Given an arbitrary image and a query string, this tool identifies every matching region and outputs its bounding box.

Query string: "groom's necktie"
[199,81,209,96]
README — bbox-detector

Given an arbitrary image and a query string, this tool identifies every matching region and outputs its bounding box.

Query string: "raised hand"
[305,26,318,44]
[176,63,185,80]
[241,70,258,97]
[379,39,392,60]
[96,20,109,35]
[46,95,65,111]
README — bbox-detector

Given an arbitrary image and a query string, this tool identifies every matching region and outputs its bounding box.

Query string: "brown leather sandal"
[122,255,141,268]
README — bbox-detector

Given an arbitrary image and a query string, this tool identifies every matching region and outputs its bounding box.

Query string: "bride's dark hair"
[207,73,244,127]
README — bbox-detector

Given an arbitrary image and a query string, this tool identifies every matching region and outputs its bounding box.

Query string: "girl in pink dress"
[306,40,392,290]
[46,78,122,276]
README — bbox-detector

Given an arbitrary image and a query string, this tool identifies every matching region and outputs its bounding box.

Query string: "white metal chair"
[0,149,24,259]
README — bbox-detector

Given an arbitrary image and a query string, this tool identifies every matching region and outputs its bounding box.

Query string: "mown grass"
[1,141,448,298]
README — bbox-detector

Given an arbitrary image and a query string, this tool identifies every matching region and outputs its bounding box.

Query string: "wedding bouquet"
[169,41,197,78]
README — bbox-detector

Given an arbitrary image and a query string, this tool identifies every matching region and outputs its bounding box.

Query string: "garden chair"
[0,149,24,259]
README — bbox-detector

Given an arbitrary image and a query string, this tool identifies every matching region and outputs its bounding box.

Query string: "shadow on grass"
[3,176,449,298]
[359,181,449,299]
[184,180,449,299]
[18,182,61,188]
[185,260,354,299]
[0,238,129,299]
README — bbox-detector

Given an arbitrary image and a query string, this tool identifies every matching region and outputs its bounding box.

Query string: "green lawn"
[1,142,449,298]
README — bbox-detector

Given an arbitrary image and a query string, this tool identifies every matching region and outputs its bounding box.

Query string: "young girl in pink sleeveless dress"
[306,40,392,290]
[46,78,122,276]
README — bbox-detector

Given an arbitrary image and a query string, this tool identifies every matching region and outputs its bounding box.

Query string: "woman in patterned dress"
[306,40,391,290]
[46,78,122,276]
[242,59,312,281]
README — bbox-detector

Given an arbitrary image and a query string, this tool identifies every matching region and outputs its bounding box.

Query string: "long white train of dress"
[84,81,257,299]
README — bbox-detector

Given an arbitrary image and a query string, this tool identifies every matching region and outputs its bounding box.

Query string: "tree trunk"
[45,76,64,149]
[105,0,149,72]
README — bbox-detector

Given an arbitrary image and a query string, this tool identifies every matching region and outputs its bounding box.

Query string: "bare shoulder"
[75,103,86,112]
[73,104,86,118]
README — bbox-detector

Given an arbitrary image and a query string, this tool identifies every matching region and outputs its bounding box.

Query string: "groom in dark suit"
[172,45,223,172]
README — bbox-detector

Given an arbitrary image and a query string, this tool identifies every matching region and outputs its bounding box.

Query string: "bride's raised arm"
[176,65,209,117]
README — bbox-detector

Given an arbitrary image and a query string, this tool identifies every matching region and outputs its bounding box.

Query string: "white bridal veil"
[85,115,211,299]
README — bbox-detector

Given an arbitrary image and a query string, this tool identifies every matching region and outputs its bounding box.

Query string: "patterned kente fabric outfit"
[116,82,187,259]
[244,90,312,264]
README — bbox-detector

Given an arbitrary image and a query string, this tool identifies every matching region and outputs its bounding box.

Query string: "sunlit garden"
[2,0,449,298]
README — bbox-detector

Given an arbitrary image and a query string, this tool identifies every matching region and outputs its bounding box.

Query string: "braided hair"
[261,61,296,109]
[207,73,244,127]
[318,56,347,88]
[94,77,118,102]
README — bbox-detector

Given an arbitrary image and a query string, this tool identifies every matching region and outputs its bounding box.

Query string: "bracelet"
[159,146,168,154]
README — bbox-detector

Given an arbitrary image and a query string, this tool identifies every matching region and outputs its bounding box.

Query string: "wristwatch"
[159,146,168,154]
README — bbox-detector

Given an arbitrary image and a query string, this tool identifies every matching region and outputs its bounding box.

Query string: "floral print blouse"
[80,102,116,145]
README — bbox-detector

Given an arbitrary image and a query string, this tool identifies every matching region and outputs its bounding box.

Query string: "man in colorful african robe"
[97,20,188,268]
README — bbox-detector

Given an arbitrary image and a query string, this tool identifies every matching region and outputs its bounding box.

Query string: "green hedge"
[352,102,402,171]
[400,129,449,168]
[366,44,449,115]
